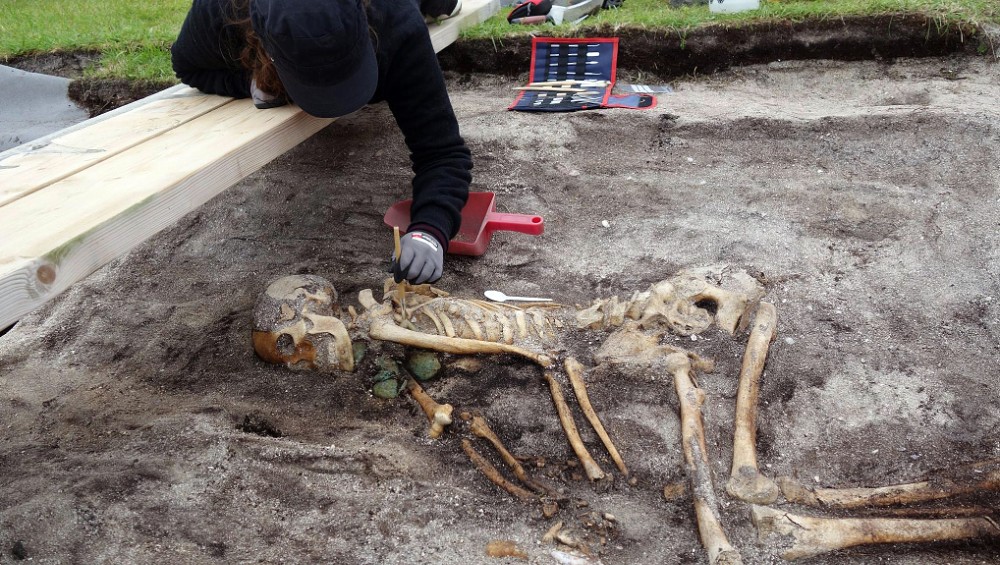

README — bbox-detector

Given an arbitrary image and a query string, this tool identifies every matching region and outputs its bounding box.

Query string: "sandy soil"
[1,55,998,564]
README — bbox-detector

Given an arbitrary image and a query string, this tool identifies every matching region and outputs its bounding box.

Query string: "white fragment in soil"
[818,169,824,174]
[784,337,795,345]
[686,157,694,163]
[601,220,610,228]
[626,176,634,181]
[814,476,821,483]
[690,335,698,341]
[872,449,879,454]
[699,180,707,185]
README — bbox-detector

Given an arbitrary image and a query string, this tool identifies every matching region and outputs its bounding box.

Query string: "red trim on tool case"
[508,37,620,111]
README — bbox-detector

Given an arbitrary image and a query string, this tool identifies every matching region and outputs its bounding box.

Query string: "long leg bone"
[726,302,779,504]
[778,459,1000,509]
[751,504,1000,561]
[669,352,743,565]
[407,379,453,439]
[544,371,606,481]
[461,411,550,494]
[564,357,629,477]
[462,439,538,502]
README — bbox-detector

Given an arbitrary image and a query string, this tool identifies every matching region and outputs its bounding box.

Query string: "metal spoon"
[484,290,552,303]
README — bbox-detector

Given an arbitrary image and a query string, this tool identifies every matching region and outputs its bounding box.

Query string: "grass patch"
[0,0,995,81]
[466,0,998,39]
[0,0,188,80]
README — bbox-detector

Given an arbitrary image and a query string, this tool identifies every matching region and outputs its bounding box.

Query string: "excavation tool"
[484,290,552,303]
[384,191,544,256]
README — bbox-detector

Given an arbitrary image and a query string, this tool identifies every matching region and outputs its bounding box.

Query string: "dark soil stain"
[439,15,985,77]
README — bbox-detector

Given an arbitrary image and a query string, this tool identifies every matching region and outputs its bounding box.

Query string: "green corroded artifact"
[407,352,441,381]
[372,378,402,399]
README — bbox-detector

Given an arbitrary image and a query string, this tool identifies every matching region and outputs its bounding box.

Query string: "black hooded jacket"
[171,0,472,248]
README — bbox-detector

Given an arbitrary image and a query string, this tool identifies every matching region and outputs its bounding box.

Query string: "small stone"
[372,378,402,399]
[407,351,441,381]
[11,540,27,560]
[662,482,686,500]
[485,540,527,560]
[784,337,795,345]
[603,513,617,523]
[542,500,559,518]
[450,357,482,374]
[601,220,611,228]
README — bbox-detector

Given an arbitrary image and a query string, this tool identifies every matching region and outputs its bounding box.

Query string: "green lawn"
[0,0,995,81]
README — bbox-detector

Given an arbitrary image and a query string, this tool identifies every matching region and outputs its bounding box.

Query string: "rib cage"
[397,297,563,348]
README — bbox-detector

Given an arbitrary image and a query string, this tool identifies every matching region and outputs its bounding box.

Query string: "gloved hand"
[251,78,287,109]
[393,231,444,284]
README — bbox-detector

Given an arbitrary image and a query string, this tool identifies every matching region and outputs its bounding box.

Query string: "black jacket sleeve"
[382,20,472,245]
[171,0,253,98]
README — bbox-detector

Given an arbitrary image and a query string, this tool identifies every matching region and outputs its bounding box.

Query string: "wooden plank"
[0,87,231,207]
[429,0,501,53]
[0,102,333,328]
[0,0,502,330]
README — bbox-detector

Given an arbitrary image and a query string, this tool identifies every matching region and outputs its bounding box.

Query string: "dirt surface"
[2,48,999,565]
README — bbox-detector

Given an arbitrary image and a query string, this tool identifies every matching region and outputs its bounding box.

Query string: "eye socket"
[276,333,296,356]
[694,298,718,315]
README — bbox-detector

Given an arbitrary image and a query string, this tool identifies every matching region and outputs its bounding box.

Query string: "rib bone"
[564,357,629,477]
[407,379,453,439]
[751,504,1000,560]
[544,371,606,481]
[360,290,553,367]
[669,352,743,565]
[726,302,779,504]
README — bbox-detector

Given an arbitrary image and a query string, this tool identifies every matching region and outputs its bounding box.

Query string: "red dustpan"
[383,192,544,256]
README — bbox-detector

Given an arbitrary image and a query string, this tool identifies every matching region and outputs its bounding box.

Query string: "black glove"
[393,231,444,284]
[251,78,287,109]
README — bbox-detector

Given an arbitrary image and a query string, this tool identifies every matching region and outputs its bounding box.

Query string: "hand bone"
[407,379,453,439]
[462,411,550,494]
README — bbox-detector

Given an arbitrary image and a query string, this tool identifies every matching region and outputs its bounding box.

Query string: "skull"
[252,275,355,372]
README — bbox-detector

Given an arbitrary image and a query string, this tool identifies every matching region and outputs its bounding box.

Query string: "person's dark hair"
[229,0,285,98]
[228,0,376,100]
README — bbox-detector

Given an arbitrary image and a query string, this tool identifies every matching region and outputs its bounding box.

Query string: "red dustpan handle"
[484,212,544,235]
